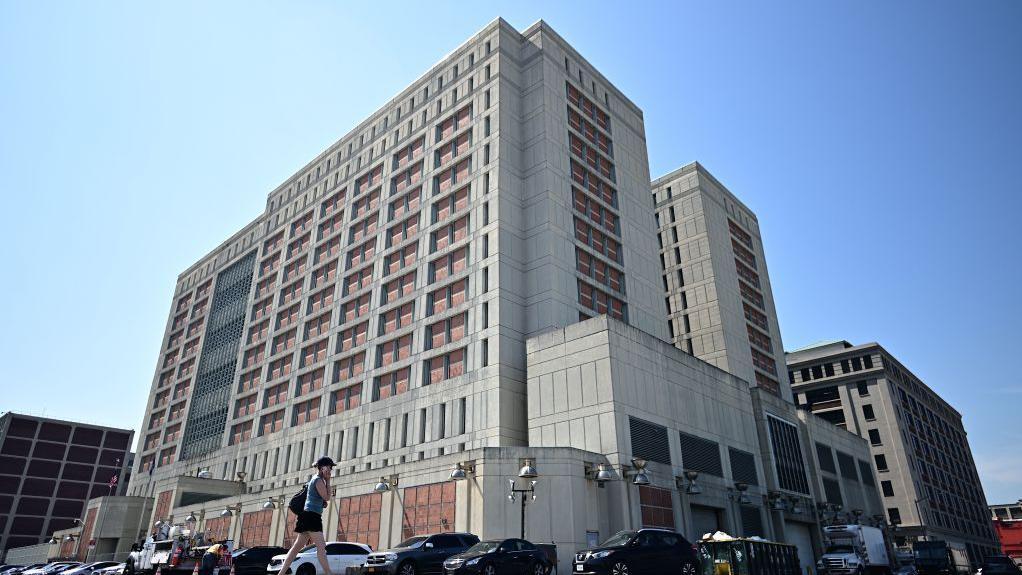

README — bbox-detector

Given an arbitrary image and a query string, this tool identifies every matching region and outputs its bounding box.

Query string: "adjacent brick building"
[0,412,132,555]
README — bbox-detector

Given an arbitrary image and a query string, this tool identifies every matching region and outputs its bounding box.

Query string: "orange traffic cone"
[192,561,200,575]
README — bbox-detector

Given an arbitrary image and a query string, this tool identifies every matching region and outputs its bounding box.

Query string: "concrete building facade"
[0,412,133,557]
[652,163,791,400]
[129,17,668,498]
[787,341,998,564]
[110,17,888,572]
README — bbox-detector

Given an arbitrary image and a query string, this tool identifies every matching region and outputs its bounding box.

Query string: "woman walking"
[277,456,335,575]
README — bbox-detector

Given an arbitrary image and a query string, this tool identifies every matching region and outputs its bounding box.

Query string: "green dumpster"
[698,537,801,575]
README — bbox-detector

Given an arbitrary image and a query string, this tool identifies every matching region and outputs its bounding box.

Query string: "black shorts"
[295,510,323,533]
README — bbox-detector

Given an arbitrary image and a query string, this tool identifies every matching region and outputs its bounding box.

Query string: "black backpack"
[288,483,309,515]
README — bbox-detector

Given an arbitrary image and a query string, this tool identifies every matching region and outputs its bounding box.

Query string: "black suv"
[572,528,699,575]
[442,539,552,575]
[364,533,480,575]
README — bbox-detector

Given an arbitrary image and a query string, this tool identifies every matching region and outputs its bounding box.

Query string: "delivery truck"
[817,525,892,575]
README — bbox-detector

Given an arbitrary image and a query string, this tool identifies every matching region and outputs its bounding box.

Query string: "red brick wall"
[205,516,231,543]
[401,482,455,539]
[639,485,675,528]
[154,490,172,524]
[59,537,76,558]
[240,510,273,548]
[336,493,382,550]
[77,507,98,560]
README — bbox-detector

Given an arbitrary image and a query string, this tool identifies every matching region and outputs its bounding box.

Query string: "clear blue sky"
[2,1,1020,503]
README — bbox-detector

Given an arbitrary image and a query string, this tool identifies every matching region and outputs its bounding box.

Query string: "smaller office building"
[787,341,998,565]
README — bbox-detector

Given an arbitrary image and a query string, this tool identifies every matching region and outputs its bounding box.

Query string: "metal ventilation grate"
[767,415,810,494]
[679,432,722,477]
[823,477,843,507]
[837,451,859,481]
[740,505,764,537]
[180,251,257,460]
[629,417,671,465]
[816,442,836,474]
[728,447,759,486]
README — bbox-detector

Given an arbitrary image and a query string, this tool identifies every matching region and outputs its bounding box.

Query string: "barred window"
[766,415,809,494]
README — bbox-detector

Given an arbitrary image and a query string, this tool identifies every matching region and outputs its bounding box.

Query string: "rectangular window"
[427,278,467,316]
[375,367,411,400]
[292,397,321,426]
[875,453,889,471]
[424,348,466,384]
[881,481,895,497]
[386,214,420,248]
[389,186,422,222]
[296,368,325,396]
[432,185,469,224]
[332,351,365,383]
[340,293,371,324]
[863,404,876,421]
[577,279,626,321]
[430,215,469,253]
[426,313,467,349]
[342,265,374,296]
[376,334,413,368]
[331,383,362,414]
[429,246,468,283]
[868,429,882,445]
[337,321,369,353]
[379,302,415,335]
[381,271,416,304]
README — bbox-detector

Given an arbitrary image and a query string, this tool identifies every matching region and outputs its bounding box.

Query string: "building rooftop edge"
[785,341,964,419]
[650,161,761,222]
[1,410,135,434]
[173,17,643,284]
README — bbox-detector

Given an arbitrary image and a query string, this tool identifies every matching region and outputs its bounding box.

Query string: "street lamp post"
[508,460,538,539]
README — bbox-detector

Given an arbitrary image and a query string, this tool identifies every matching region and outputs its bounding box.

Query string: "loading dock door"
[786,521,816,575]
[691,505,724,540]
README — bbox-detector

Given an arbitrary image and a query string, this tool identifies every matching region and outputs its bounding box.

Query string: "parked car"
[23,563,82,575]
[442,538,551,575]
[572,528,700,575]
[267,542,372,575]
[895,565,918,575]
[62,563,121,575]
[363,533,480,575]
[233,547,286,575]
[0,566,25,575]
[3,564,43,575]
[91,565,125,575]
[979,557,1022,575]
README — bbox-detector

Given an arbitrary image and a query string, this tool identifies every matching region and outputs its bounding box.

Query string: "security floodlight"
[518,459,538,479]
